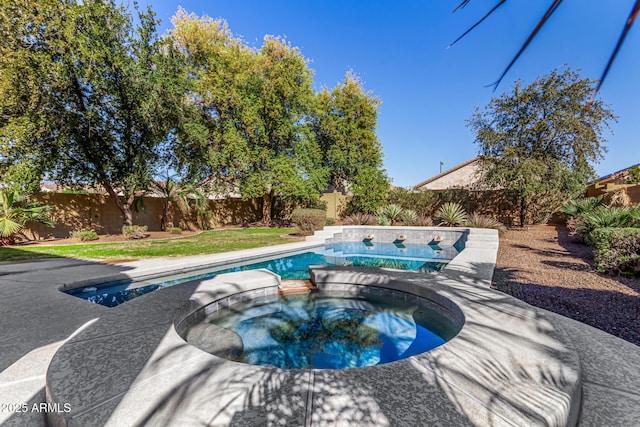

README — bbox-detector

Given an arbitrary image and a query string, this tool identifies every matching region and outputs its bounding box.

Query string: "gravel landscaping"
[493,224,640,346]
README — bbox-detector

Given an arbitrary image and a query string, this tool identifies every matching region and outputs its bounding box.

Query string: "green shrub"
[388,188,439,216]
[435,202,468,227]
[342,213,377,225]
[465,213,506,233]
[577,206,638,243]
[591,228,640,276]
[166,227,182,234]
[72,230,99,241]
[122,225,149,240]
[325,218,336,226]
[291,209,326,235]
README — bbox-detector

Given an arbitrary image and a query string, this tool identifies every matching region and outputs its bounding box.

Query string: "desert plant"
[0,190,53,244]
[604,188,632,207]
[591,227,640,276]
[72,230,99,241]
[166,227,183,234]
[291,209,326,235]
[435,202,468,227]
[149,176,210,231]
[399,209,418,226]
[342,213,377,226]
[415,214,434,227]
[577,206,638,243]
[465,213,506,233]
[376,204,404,226]
[559,196,604,218]
[122,225,150,240]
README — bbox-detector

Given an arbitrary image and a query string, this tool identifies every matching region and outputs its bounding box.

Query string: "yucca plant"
[0,190,53,244]
[465,212,506,233]
[435,202,468,227]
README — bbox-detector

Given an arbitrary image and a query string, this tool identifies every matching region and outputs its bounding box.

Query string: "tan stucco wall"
[320,191,347,219]
[28,193,262,238]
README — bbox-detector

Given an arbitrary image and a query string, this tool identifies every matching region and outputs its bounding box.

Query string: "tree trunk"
[162,201,174,230]
[262,191,273,226]
[519,197,527,227]
[102,182,135,228]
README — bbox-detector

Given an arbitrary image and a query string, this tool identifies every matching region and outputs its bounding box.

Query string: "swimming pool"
[66,241,460,307]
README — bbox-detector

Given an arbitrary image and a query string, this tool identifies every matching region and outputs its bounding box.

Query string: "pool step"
[278,279,318,295]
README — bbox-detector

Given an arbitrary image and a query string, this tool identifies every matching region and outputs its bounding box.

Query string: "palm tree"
[148,177,210,231]
[0,190,53,244]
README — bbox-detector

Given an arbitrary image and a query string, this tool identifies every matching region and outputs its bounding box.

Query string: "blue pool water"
[67,241,459,307]
[188,292,455,369]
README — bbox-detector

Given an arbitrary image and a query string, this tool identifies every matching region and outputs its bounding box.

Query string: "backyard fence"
[28,193,262,238]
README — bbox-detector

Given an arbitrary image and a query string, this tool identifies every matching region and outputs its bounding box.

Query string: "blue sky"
[143,1,639,188]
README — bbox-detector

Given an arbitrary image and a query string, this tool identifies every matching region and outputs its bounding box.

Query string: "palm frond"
[449,0,507,49]
[488,0,564,91]
[593,0,640,96]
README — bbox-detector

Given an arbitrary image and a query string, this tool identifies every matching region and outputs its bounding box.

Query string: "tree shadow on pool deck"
[0,251,148,426]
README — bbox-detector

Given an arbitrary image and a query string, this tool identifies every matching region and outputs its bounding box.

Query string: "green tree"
[347,166,389,214]
[171,10,327,224]
[468,67,616,226]
[313,72,388,205]
[0,0,187,227]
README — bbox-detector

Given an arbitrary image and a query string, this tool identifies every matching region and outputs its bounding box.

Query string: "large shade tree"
[313,73,389,214]
[0,0,187,226]
[171,9,327,224]
[468,67,617,225]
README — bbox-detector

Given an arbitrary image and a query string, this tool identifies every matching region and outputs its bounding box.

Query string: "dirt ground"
[494,224,640,346]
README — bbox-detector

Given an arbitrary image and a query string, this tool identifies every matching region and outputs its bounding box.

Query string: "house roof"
[413,156,482,190]
[592,163,639,184]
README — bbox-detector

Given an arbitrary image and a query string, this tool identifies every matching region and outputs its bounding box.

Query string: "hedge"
[291,208,326,235]
[591,227,640,276]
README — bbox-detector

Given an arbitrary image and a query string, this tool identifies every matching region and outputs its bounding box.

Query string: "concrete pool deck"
[0,226,639,426]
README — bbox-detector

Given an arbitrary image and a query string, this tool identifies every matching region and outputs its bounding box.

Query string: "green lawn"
[0,228,301,262]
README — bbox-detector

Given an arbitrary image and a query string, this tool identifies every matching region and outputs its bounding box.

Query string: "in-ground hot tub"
[178,285,464,369]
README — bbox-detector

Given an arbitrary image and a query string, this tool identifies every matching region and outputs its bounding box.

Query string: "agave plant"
[465,212,506,233]
[559,196,604,218]
[400,209,418,226]
[376,204,404,226]
[435,202,468,227]
[0,190,53,244]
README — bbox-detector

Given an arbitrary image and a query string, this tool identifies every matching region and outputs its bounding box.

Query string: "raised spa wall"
[324,227,467,249]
